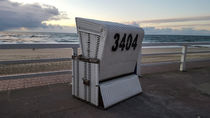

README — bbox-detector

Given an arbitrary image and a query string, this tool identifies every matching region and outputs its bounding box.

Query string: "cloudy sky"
[1,0,210,35]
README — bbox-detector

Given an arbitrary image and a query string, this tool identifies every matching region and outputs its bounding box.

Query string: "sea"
[0,32,210,44]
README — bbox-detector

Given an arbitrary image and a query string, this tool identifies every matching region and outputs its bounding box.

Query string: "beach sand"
[0,47,210,75]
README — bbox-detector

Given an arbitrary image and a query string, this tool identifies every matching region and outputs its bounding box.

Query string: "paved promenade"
[0,67,210,118]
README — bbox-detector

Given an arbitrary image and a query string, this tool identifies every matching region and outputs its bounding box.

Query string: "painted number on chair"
[112,33,138,51]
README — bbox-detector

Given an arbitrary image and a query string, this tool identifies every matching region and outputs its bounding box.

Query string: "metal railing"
[0,43,79,80]
[0,43,79,65]
[142,42,210,71]
[0,42,210,80]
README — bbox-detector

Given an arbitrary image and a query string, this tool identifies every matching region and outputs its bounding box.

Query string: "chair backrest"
[76,17,144,81]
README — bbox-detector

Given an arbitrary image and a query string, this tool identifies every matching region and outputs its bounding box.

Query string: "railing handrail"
[0,58,72,65]
[142,42,210,46]
[0,43,80,49]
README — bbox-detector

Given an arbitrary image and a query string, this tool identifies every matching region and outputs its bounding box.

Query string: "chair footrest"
[99,74,142,108]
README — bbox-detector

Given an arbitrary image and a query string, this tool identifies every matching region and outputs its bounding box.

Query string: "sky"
[1,0,210,35]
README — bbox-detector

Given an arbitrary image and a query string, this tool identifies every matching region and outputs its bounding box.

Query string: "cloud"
[155,23,210,28]
[144,27,210,36]
[129,21,140,27]
[139,15,210,24]
[0,0,69,31]
[125,16,210,26]
[125,16,210,36]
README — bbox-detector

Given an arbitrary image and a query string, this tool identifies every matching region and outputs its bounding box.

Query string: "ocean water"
[0,32,210,44]
[0,32,78,44]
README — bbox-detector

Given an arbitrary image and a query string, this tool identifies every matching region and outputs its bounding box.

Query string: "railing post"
[71,47,78,87]
[73,47,78,56]
[180,45,188,72]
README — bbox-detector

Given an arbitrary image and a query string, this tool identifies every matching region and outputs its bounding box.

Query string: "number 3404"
[112,33,138,51]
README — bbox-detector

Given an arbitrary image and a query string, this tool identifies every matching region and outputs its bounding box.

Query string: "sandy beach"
[0,47,210,75]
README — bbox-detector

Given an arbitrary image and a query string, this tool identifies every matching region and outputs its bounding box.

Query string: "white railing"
[142,42,210,70]
[0,43,80,65]
[0,42,210,79]
[0,43,79,80]
[139,42,210,75]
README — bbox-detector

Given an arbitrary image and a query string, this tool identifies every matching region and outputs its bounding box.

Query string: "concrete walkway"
[0,67,210,118]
